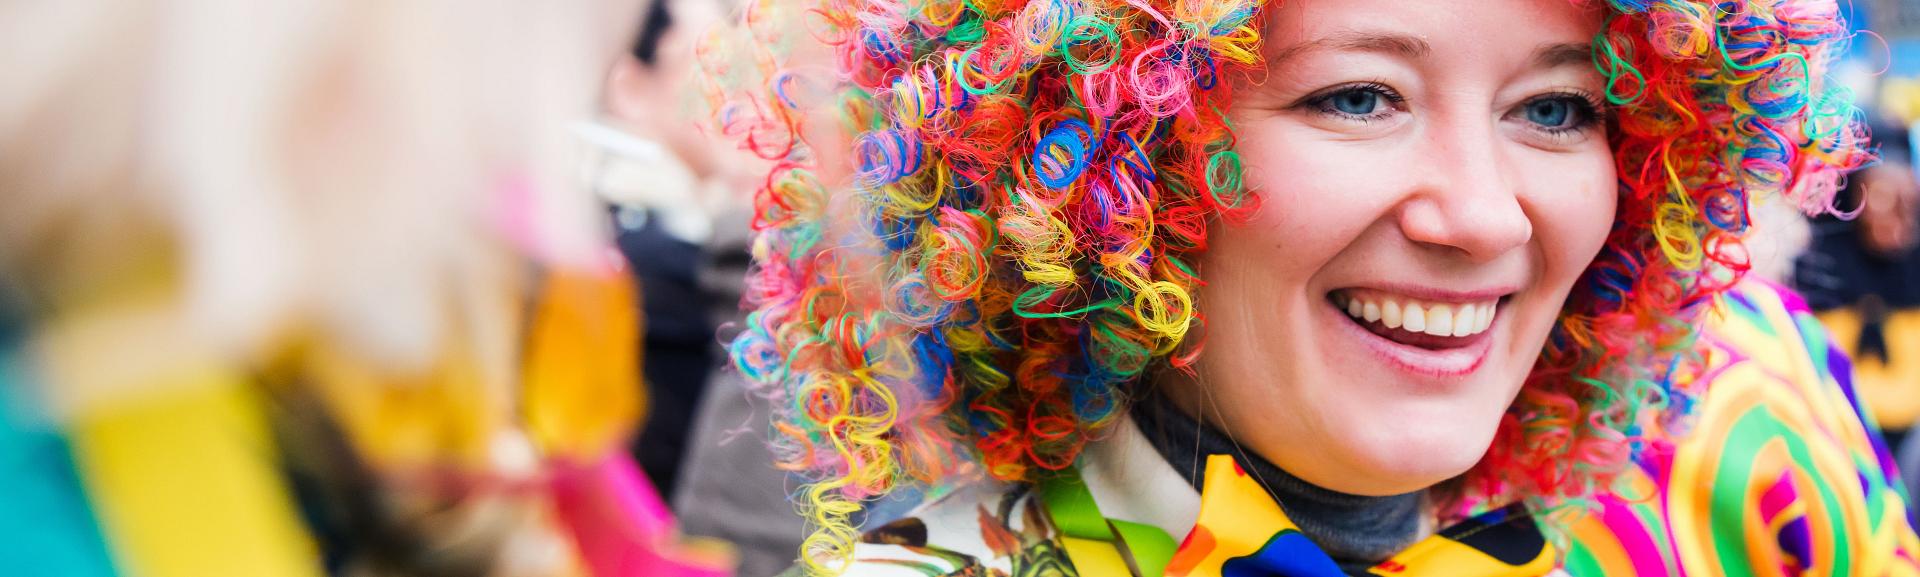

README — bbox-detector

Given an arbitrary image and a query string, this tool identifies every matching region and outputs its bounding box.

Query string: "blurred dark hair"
[632,0,673,66]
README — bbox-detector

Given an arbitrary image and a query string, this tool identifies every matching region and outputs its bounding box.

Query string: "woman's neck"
[1129,397,1429,568]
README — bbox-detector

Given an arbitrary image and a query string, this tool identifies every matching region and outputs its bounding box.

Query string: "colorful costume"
[776,282,1916,576]
[1563,283,1920,576]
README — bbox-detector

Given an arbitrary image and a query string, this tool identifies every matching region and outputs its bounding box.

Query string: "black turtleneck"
[1130,398,1426,572]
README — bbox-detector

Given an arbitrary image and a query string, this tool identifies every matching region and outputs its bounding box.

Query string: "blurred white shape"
[574,120,715,244]
[0,0,642,389]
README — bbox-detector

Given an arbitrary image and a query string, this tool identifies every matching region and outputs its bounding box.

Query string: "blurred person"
[582,0,747,500]
[0,2,730,576]
[579,0,820,573]
[582,0,846,573]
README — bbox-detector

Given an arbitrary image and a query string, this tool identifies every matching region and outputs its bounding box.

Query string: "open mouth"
[1329,289,1505,351]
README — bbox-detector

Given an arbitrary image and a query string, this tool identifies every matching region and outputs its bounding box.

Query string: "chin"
[1338,410,1502,495]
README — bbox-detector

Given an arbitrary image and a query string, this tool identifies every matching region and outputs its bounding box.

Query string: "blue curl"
[856,130,924,185]
[1033,119,1094,189]
[910,331,956,397]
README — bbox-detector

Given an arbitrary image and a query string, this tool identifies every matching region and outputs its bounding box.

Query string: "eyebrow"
[1268,33,1596,70]
[1269,31,1430,66]
[1531,42,1595,69]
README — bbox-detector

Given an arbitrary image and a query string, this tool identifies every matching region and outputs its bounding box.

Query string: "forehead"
[1263,0,1605,67]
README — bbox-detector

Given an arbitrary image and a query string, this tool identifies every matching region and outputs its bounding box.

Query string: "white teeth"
[1335,291,1500,339]
[1451,304,1475,337]
[1427,304,1453,336]
[1402,303,1426,333]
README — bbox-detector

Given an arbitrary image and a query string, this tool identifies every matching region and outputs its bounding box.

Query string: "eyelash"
[1294,83,1611,136]
[1298,81,1404,123]
[1518,90,1608,138]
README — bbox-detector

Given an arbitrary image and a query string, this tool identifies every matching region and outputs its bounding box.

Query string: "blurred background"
[2,1,1920,577]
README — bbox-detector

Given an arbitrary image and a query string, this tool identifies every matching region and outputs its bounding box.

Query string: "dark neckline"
[1129,398,1427,570]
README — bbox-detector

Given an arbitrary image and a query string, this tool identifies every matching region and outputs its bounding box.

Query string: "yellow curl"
[1133,281,1194,341]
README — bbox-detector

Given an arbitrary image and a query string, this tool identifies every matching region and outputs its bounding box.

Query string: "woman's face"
[1181,0,1615,496]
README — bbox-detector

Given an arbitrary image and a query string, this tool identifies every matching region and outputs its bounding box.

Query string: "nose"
[1396,121,1533,262]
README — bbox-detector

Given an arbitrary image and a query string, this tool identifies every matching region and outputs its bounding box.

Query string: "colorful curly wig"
[706,0,1871,572]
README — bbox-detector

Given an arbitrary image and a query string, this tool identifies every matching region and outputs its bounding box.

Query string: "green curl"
[1205,149,1248,210]
[1013,285,1121,319]
[1593,32,1647,106]
[1061,15,1120,76]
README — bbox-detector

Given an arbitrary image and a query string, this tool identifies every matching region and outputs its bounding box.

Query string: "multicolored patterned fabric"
[830,454,1554,577]
[1159,455,1553,577]
[1563,281,1920,576]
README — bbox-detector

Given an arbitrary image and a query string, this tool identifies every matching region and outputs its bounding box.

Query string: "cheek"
[1198,131,1391,392]
[1523,150,1617,283]
[1229,126,1407,267]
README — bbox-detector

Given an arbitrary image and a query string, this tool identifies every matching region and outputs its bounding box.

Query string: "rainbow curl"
[704,0,1870,572]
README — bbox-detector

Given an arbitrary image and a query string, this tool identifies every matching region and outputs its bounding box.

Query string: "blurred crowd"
[8,1,1920,577]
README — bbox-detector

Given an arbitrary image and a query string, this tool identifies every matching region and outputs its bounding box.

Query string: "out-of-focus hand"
[1858,161,1920,257]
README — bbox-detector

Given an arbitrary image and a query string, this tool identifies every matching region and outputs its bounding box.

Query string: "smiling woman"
[709,0,1908,575]
[1189,0,1621,501]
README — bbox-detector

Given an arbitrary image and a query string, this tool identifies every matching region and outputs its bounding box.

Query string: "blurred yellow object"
[69,365,322,577]
[1882,77,1920,125]
[304,335,519,472]
[1815,308,1920,430]
[524,267,643,463]
[28,276,322,576]
[297,264,644,472]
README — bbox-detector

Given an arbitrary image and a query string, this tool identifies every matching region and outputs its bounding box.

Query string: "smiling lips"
[1336,289,1497,336]
[1333,288,1501,351]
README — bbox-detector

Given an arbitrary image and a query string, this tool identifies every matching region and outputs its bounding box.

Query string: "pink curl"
[1079,69,1122,121]
[1127,40,1194,118]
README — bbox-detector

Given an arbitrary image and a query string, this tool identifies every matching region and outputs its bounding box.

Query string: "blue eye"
[1330,89,1381,115]
[1304,82,1403,121]
[1523,97,1589,129]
